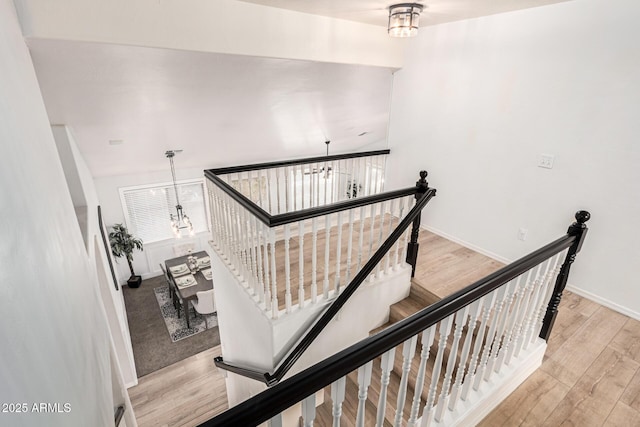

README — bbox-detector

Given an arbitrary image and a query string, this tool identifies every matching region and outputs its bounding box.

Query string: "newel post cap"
[575,210,590,225]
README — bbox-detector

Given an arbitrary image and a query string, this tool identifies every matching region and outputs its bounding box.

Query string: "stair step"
[389,298,426,324]
[409,280,441,307]
[370,322,393,336]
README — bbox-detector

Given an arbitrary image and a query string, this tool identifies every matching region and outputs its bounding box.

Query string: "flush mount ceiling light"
[388,3,424,37]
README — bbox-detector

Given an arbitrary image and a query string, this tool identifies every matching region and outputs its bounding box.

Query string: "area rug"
[154,286,218,342]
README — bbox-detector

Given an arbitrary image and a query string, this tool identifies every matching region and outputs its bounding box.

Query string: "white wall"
[0,1,126,425]
[386,0,640,317]
[94,168,212,282]
[52,126,138,392]
[211,241,411,407]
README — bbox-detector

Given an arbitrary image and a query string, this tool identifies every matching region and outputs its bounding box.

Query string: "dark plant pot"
[127,275,142,288]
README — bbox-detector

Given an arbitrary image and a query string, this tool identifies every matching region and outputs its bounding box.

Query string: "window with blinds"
[120,180,209,243]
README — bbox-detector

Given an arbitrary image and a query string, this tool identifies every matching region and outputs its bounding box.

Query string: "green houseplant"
[109,223,144,288]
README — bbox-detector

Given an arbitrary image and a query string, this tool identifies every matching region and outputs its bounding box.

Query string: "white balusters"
[323,214,331,299]
[374,201,385,279]
[485,282,516,380]
[376,348,396,427]
[254,217,265,304]
[298,220,305,309]
[268,413,282,427]
[394,335,418,426]
[448,299,483,412]
[269,229,279,319]
[345,209,355,283]
[356,206,366,271]
[262,221,272,312]
[331,376,346,427]
[334,211,343,294]
[356,361,373,427]
[311,217,318,304]
[284,224,292,313]
[435,307,469,422]
[407,326,437,427]
[421,315,453,427]
[301,393,316,427]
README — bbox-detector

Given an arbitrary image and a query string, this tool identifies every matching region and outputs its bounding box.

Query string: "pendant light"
[165,150,194,238]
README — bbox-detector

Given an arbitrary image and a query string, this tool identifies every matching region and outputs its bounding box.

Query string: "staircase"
[201,149,591,427]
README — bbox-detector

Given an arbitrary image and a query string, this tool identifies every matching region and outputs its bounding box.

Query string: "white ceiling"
[238,0,573,27]
[29,40,393,177]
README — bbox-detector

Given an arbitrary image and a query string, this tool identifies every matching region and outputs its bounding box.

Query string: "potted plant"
[109,223,144,288]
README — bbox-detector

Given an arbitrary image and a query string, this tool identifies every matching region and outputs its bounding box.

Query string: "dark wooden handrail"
[201,212,589,427]
[206,149,390,175]
[204,150,400,227]
[214,188,437,385]
[206,168,417,227]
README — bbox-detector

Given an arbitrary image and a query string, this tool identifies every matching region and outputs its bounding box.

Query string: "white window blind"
[120,180,208,244]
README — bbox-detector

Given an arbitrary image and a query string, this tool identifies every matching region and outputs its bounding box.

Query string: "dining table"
[165,250,213,329]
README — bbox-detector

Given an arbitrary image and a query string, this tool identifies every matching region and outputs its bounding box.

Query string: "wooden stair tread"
[388,298,426,324]
[409,279,441,307]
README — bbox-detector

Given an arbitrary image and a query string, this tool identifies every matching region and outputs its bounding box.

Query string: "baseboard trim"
[125,378,138,389]
[424,226,639,321]
[566,284,640,321]
[422,225,511,264]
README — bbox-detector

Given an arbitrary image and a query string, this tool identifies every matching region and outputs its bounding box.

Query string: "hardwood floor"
[127,346,228,427]
[128,228,640,426]
[480,293,640,426]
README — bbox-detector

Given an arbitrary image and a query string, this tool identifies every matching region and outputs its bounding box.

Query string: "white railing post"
[421,314,453,427]
[394,335,418,426]
[407,326,437,427]
[345,209,355,283]
[269,228,279,318]
[435,307,469,422]
[376,348,396,427]
[301,393,316,427]
[334,211,343,294]
[323,214,331,300]
[448,299,483,412]
[311,217,318,303]
[331,376,346,427]
[298,220,305,308]
[262,221,272,313]
[356,361,373,427]
[374,201,385,279]
[284,224,292,313]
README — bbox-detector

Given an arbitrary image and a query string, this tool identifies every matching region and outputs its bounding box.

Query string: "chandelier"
[165,150,194,238]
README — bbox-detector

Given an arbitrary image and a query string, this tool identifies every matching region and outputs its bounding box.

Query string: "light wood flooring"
[127,346,227,427]
[128,229,640,426]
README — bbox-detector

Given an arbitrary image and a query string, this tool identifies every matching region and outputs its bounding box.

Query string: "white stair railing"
[207,178,415,319]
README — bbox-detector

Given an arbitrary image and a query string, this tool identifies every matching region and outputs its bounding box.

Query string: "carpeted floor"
[123,275,221,378]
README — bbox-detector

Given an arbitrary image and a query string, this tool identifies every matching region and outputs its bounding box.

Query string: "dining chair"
[160,263,183,318]
[192,289,216,329]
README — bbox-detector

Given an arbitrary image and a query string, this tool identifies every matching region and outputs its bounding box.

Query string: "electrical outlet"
[538,154,555,169]
[517,228,528,241]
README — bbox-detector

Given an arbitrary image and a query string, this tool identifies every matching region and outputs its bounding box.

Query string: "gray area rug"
[123,275,221,378]
[153,285,218,342]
